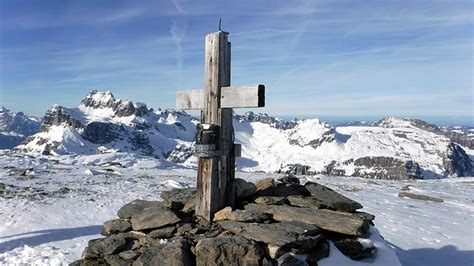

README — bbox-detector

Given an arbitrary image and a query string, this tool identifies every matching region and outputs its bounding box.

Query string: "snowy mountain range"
[0,107,42,149]
[7,90,473,179]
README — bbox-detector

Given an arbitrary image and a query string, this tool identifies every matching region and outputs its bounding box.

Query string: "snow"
[19,125,95,155]
[1,152,473,265]
[377,117,415,128]
[231,117,454,177]
[15,91,468,178]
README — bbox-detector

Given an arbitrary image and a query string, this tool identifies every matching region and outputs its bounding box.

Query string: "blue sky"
[0,0,472,121]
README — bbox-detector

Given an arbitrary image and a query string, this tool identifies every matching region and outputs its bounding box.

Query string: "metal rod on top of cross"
[176,30,265,221]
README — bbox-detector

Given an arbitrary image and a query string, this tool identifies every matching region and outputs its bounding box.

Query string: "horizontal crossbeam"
[176,84,265,110]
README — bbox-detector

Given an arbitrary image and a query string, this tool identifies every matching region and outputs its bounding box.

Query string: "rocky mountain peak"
[377,117,442,134]
[80,90,116,109]
[0,106,42,149]
[235,111,296,130]
[42,105,83,130]
[80,90,149,117]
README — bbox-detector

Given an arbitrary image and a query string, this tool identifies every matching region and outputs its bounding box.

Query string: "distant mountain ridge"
[0,106,42,149]
[16,90,197,157]
[10,91,474,179]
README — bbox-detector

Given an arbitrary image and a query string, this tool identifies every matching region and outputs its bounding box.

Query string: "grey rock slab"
[176,223,194,236]
[133,239,193,266]
[245,204,368,236]
[104,255,131,266]
[70,258,107,266]
[304,182,363,211]
[352,212,376,223]
[102,219,132,236]
[254,196,288,205]
[287,195,324,209]
[258,182,309,197]
[130,207,180,231]
[218,220,322,248]
[195,236,266,266]
[83,234,136,258]
[161,188,196,212]
[274,183,309,197]
[333,238,376,260]
[117,200,161,219]
[235,178,257,199]
[118,250,139,261]
[148,226,176,239]
[214,206,272,222]
[398,191,443,203]
[277,253,308,266]
[278,174,301,185]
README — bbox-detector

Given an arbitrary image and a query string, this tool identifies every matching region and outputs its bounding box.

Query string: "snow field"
[1,153,473,265]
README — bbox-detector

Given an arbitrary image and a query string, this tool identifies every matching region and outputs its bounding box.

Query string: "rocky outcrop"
[13,92,472,179]
[80,90,149,118]
[130,207,180,231]
[235,111,296,130]
[444,142,472,176]
[245,204,368,236]
[378,117,443,134]
[352,156,423,180]
[82,122,123,144]
[304,182,363,211]
[41,105,83,131]
[196,236,266,265]
[73,177,377,265]
[15,91,197,156]
[279,163,315,175]
[166,144,194,163]
[0,107,41,138]
[134,239,193,266]
[102,219,132,236]
[288,119,335,149]
[42,107,80,129]
[444,131,474,149]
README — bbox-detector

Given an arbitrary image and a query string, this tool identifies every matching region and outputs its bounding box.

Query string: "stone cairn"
[72,176,376,265]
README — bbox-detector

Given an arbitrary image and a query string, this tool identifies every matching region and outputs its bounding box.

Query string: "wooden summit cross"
[176,30,265,221]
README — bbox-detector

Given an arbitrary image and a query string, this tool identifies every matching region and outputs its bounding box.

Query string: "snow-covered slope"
[0,107,42,149]
[1,152,472,265]
[232,116,472,178]
[16,91,198,158]
[15,91,472,179]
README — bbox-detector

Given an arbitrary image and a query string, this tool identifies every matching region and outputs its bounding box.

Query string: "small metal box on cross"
[176,30,265,221]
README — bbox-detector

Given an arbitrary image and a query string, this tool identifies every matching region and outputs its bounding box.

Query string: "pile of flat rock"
[72,176,377,265]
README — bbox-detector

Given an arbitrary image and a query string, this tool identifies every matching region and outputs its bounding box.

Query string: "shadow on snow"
[391,243,474,266]
[0,225,102,252]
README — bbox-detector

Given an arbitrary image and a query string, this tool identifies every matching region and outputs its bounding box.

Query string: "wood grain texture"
[219,108,235,208]
[176,84,265,109]
[183,31,263,221]
[196,32,233,220]
[176,89,203,110]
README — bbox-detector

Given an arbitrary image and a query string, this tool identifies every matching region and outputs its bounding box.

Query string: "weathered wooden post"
[197,31,232,220]
[176,30,265,221]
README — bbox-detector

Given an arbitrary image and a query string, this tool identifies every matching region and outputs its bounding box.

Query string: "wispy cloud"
[1,0,472,118]
[169,0,188,87]
[171,0,185,14]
